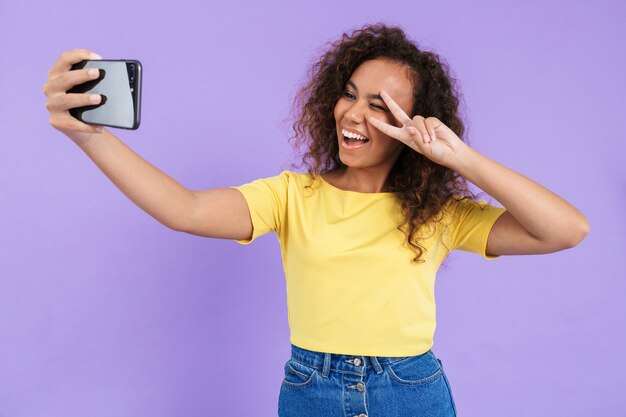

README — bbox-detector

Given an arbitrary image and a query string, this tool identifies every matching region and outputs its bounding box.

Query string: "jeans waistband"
[289,343,433,378]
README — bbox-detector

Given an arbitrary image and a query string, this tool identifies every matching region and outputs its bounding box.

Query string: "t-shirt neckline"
[317,174,394,196]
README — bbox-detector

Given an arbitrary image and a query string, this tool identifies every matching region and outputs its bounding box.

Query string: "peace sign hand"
[368,90,469,169]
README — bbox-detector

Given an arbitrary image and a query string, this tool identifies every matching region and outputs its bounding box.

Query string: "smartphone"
[67,59,142,130]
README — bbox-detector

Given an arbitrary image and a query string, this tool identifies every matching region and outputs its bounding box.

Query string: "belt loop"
[369,356,383,374]
[322,352,331,378]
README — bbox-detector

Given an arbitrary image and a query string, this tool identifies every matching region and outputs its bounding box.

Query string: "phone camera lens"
[128,64,135,83]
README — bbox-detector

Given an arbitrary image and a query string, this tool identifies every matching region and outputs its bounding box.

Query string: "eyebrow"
[346,80,385,102]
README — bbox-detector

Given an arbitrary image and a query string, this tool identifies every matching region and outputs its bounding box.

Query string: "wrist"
[68,129,104,150]
[448,142,474,173]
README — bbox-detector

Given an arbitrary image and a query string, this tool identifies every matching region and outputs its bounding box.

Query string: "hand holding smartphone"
[66,59,142,130]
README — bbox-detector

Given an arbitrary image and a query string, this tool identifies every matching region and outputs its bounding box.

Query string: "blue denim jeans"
[278,343,457,417]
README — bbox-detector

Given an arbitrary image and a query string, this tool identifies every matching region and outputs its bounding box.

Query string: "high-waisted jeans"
[278,343,457,417]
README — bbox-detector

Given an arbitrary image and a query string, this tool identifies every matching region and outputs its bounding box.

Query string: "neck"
[338,166,393,193]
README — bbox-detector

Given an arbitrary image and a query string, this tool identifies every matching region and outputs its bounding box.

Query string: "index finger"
[48,48,102,79]
[380,90,413,127]
[368,115,406,140]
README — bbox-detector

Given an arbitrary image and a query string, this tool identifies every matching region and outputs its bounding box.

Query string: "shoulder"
[442,195,494,217]
[440,194,507,237]
[233,170,319,197]
[437,194,500,235]
[278,169,309,181]
[277,169,321,190]
[236,169,301,187]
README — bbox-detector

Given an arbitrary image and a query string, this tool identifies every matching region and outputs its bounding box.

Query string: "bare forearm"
[451,145,589,245]
[76,128,195,231]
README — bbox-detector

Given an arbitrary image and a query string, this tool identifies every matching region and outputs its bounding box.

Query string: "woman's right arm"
[44,49,252,239]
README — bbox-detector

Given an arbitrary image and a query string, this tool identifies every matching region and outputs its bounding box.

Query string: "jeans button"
[356,382,365,392]
[353,358,362,366]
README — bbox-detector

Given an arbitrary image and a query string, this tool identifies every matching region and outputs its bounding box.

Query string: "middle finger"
[46,92,102,112]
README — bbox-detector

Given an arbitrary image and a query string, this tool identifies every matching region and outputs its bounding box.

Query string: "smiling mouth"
[341,134,370,149]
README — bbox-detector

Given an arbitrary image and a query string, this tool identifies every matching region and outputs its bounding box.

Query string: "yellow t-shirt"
[233,170,507,357]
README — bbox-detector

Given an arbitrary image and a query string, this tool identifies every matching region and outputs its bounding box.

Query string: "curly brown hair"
[286,22,484,263]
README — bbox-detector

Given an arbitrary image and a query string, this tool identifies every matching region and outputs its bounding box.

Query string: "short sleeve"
[445,197,508,260]
[231,170,291,244]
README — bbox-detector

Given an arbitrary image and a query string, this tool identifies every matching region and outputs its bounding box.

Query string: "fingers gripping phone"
[67,59,142,130]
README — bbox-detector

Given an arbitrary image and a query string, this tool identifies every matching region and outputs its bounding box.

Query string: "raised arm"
[183,188,252,239]
[368,89,589,255]
[44,48,253,239]
[76,129,253,240]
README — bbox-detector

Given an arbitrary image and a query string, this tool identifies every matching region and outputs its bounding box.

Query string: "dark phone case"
[66,60,141,130]
[66,64,107,120]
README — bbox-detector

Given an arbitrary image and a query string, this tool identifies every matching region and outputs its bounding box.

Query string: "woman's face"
[333,58,415,171]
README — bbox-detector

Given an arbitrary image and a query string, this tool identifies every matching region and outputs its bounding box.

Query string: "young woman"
[44,23,588,417]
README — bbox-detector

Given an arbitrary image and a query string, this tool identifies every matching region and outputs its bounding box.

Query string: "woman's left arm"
[450,145,590,256]
[369,89,590,256]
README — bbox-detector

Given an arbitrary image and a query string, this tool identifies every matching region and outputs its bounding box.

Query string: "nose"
[346,100,371,124]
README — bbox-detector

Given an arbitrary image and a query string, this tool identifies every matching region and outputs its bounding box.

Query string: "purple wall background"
[1,0,624,416]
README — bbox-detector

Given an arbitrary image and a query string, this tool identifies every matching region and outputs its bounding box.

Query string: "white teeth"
[341,128,368,141]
